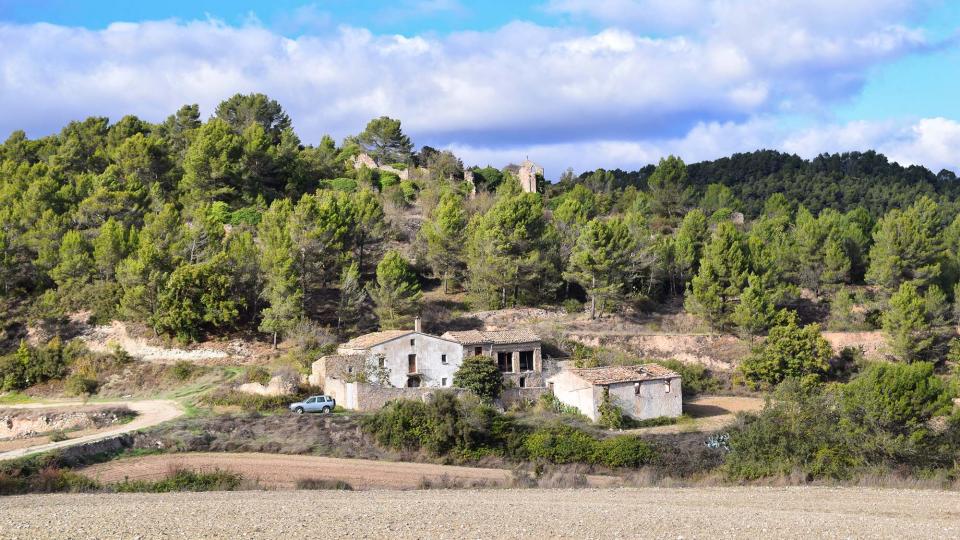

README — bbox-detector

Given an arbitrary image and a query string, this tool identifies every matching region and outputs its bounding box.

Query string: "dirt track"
[79,452,620,489]
[627,395,764,435]
[0,400,183,461]
[2,487,958,539]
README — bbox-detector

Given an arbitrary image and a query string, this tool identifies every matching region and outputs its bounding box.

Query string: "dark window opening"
[378,358,385,368]
[410,338,415,346]
[497,352,512,372]
[474,346,483,356]
[548,382,555,393]
[519,350,534,371]
[519,377,526,388]
[407,377,420,388]
[441,354,447,364]
[408,354,417,374]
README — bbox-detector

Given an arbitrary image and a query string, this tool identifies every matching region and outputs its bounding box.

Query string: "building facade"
[441,329,544,388]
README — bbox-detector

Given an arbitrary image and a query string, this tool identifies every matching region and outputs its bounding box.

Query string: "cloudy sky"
[1,0,959,177]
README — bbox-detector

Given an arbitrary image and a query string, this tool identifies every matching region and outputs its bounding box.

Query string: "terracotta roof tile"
[569,364,680,385]
[441,329,540,345]
[339,330,412,350]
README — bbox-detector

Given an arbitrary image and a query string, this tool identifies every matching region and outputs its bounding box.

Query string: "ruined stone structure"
[351,152,410,181]
[441,329,545,388]
[517,159,543,193]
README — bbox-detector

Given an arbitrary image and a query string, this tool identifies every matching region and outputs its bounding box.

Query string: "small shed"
[547,364,682,422]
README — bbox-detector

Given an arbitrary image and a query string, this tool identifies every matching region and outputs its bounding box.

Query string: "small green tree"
[686,221,750,328]
[740,313,832,387]
[882,281,940,362]
[336,262,366,335]
[646,155,692,219]
[730,273,780,335]
[368,250,422,330]
[420,192,467,293]
[152,253,241,342]
[565,217,635,318]
[452,355,503,402]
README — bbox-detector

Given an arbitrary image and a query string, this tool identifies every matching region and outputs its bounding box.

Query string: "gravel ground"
[2,487,959,539]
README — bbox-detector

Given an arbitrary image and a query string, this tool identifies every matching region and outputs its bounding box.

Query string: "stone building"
[546,364,682,421]
[441,329,544,388]
[351,152,410,181]
[513,159,543,193]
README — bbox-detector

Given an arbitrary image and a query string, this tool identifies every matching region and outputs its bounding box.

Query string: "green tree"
[214,93,291,142]
[672,209,709,289]
[646,156,691,219]
[49,230,95,291]
[740,313,832,387]
[93,217,131,280]
[349,189,386,276]
[152,253,241,342]
[686,221,750,328]
[368,251,422,330]
[420,192,467,293]
[565,217,635,318]
[337,262,367,335]
[882,281,940,362]
[866,196,944,291]
[258,199,303,347]
[355,116,413,164]
[452,355,503,402]
[179,119,245,209]
[730,273,780,335]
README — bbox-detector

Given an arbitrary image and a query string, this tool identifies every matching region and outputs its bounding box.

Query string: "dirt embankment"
[0,406,133,440]
[4,487,959,539]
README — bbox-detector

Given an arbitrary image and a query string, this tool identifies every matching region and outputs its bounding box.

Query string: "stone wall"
[326,377,468,411]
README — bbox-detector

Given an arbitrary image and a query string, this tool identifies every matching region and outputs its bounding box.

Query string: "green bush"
[453,356,502,402]
[0,338,75,391]
[64,375,98,396]
[324,178,357,192]
[378,171,400,189]
[170,361,196,381]
[593,436,656,468]
[653,360,719,397]
[399,180,419,201]
[114,468,242,493]
[597,388,626,429]
[295,478,353,490]
[48,430,69,442]
[524,424,597,464]
[562,298,584,314]
[739,314,832,388]
[244,366,271,385]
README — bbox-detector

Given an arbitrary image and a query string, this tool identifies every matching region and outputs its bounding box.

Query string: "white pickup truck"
[289,395,336,414]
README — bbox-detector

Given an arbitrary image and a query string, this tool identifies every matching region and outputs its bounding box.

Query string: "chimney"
[414,316,422,333]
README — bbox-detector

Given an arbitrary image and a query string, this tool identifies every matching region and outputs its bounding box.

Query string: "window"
[497,352,512,372]
[408,354,417,373]
[664,381,671,393]
[378,357,385,368]
[547,382,554,393]
[347,366,353,373]
[407,377,420,388]
[441,377,447,386]
[410,338,416,346]
[441,354,447,364]
[519,377,526,388]
[474,346,483,356]
[634,382,641,395]
[307,397,316,403]
[519,350,534,371]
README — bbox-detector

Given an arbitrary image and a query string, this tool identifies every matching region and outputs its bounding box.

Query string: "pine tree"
[565,217,634,318]
[647,155,692,219]
[337,262,366,335]
[420,192,467,293]
[731,273,780,335]
[882,281,935,362]
[93,217,130,280]
[740,312,832,387]
[686,222,750,328]
[368,251,422,330]
[867,196,944,291]
[257,199,303,347]
[49,230,95,291]
[674,209,709,288]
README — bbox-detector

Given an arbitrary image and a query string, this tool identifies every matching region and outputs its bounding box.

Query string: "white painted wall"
[607,378,682,420]
[547,371,603,421]
[365,333,464,388]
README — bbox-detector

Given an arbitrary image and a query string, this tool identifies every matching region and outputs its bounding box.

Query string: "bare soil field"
[78,452,620,489]
[3,487,958,539]
[627,395,765,435]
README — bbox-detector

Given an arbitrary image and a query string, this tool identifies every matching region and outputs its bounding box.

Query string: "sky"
[1,0,960,178]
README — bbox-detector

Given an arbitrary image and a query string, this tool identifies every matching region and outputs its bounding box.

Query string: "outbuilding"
[547,364,682,422]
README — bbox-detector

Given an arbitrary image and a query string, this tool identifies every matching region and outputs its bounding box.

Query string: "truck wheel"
[294,407,304,415]
[321,406,331,414]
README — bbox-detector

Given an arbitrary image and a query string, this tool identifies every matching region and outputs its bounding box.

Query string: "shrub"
[324,178,358,192]
[64,375,98,396]
[296,478,353,490]
[114,468,243,493]
[562,298,584,314]
[32,467,99,493]
[48,430,69,442]
[453,356,502,402]
[597,388,626,429]
[244,366,271,385]
[593,436,656,468]
[170,361,196,381]
[536,392,587,419]
[739,313,831,388]
[653,360,718,397]
[378,171,400,189]
[524,424,597,464]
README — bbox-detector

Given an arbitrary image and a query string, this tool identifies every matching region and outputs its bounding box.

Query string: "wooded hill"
[2,93,960,379]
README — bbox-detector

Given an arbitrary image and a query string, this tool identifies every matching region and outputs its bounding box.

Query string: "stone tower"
[517,159,543,193]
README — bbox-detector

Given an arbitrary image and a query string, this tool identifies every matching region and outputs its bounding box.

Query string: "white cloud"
[0,6,951,177]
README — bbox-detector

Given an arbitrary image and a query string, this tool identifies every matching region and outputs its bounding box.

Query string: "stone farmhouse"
[547,364,682,422]
[312,319,549,410]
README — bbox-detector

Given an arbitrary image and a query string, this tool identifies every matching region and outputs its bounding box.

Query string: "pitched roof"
[441,329,540,345]
[339,330,412,350]
[569,364,680,385]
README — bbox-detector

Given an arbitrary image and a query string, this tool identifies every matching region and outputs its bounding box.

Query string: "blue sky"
[1,0,959,175]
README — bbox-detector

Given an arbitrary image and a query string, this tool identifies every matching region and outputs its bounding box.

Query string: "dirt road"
[78,452,620,489]
[3,487,958,539]
[0,400,183,461]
